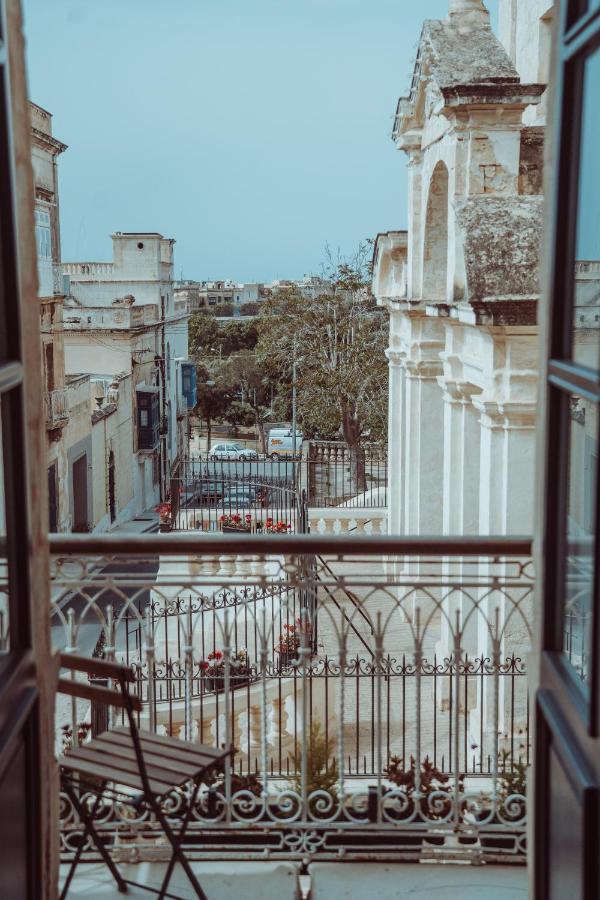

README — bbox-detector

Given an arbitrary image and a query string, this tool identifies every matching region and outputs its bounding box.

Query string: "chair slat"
[91,736,201,779]
[110,727,227,766]
[59,755,146,792]
[57,678,142,713]
[113,726,228,761]
[60,652,136,682]
[62,746,176,794]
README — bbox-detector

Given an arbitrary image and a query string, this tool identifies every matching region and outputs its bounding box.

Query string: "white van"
[267,428,303,459]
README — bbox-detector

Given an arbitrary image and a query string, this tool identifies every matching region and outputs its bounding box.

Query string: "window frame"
[543,2,600,733]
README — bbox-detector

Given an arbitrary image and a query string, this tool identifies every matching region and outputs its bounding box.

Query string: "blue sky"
[23,0,497,282]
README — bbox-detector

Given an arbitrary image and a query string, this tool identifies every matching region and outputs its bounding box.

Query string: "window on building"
[136,387,160,450]
[34,208,51,259]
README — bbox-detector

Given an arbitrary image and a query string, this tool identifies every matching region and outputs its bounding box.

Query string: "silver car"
[209,442,258,461]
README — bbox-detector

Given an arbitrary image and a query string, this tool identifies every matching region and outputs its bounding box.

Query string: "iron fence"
[52,534,532,863]
[170,453,299,532]
[306,441,387,508]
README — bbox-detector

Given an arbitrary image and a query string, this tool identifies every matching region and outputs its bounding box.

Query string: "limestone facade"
[373,0,553,542]
[63,233,190,511]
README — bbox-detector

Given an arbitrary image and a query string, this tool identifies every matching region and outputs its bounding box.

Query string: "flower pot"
[277,650,299,672]
[159,519,173,533]
[222,525,251,534]
[205,667,251,693]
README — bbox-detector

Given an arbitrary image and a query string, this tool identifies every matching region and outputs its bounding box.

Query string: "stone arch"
[422,161,449,301]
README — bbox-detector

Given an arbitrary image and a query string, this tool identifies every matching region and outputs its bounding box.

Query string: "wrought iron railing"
[305,441,387,508]
[51,533,532,863]
[171,454,299,531]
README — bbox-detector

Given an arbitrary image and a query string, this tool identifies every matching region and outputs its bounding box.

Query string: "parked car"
[220,484,260,509]
[182,481,225,507]
[209,442,259,461]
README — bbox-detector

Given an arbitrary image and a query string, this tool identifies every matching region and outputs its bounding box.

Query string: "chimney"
[448,0,489,31]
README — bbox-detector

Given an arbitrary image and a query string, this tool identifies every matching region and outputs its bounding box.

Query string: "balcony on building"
[44,387,68,430]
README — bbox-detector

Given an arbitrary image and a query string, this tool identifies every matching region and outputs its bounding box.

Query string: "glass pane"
[562,392,597,684]
[0,398,8,655]
[572,48,600,371]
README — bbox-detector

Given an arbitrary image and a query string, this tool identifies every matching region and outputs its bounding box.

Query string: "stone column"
[405,146,424,300]
[385,346,406,536]
[402,316,445,536]
[439,379,482,537]
[475,400,536,537]
[437,373,482,671]
[471,391,536,761]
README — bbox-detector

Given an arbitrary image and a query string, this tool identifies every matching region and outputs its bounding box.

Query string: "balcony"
[51,533,532,895]
[45,388,69,429]
[63,304,159,331]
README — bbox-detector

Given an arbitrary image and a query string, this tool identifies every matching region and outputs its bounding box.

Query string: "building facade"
[63,233,190,516]
[373,0,552,542]
[30,102,71,531]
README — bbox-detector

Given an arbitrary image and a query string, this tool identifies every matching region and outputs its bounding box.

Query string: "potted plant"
[476,749,528,852]
[264,517,292,534]
[220,513,252,533]
[200,648,251,693]
[289,720,339,819]
[276,619,311,671]
[382,755,464,847]
[155,501,172,532]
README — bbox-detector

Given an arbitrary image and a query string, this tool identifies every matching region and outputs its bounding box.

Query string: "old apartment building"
[33,104,192,532]
[63,232,191,517]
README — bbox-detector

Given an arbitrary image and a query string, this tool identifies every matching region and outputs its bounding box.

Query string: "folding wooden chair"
[58,652,232,899]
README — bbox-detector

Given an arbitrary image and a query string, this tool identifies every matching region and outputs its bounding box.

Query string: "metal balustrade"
[51,533,532,864]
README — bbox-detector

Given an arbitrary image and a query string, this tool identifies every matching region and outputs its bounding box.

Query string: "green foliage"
[256,247,388,450]
[220,351,274,453]
[193,363,234,446]
[240,301,260,316]
[219,320,258,355]
[290,720,339,815]
[189,313,219,357]
[384,755,464,820]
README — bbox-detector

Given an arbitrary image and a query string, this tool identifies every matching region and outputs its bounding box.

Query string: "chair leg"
[61,779,128,896]
[152,778,207,900]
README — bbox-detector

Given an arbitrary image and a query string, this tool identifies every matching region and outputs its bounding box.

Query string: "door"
[47,464,58,533]
[536,2,600,897]
[72,454,88,532]
[108,451,116,523]
[0,1,45,896]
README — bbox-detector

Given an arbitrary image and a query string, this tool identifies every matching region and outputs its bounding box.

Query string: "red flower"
[232,514,241,524]
[219,514,228,523]
[200,661,209,671]
[245,514,252,522]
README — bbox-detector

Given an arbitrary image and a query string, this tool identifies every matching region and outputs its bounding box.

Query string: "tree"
[257,249,388,488]
[220,351,274,454]
[219,320,258,356]
[193,364,232,451]
[188,313,218,358]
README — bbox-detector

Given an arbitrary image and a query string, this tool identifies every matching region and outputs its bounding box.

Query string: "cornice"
[31,126,67,156]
